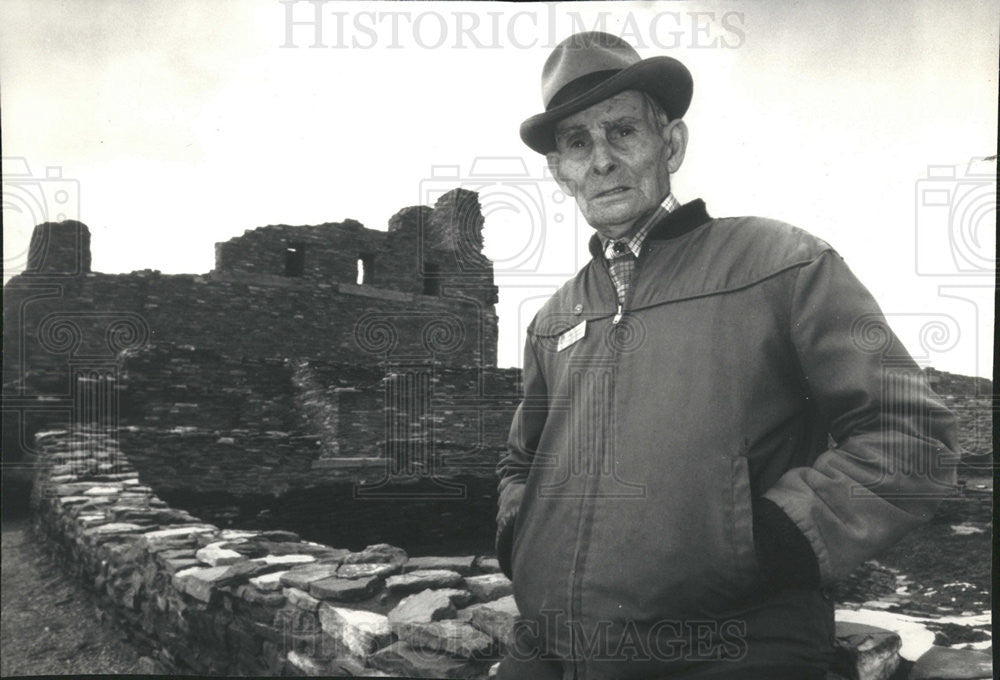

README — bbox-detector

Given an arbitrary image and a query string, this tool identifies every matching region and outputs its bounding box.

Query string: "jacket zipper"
[568,249,646,677]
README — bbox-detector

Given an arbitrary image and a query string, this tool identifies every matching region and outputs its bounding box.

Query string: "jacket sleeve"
[495,330,548,580]
[762,249,959,584]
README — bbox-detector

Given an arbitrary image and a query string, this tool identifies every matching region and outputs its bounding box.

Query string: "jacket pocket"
[731,456,759,582]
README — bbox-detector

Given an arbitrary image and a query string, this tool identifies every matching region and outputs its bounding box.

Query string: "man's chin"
[587,212,645,240]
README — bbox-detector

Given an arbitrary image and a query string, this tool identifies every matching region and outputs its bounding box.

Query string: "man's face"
[547,90,686,240]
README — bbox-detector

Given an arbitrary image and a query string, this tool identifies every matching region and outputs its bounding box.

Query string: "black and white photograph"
[1,2,996,678]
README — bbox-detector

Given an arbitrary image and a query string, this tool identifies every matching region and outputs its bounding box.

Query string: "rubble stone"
[318,605,392,658]
[369,641,485,678]
[385,569,463,594]
[394,619,496,658]
[389,588,469,625]
[464,573,512,602]
[310,575,381,602]
[832,621,902,680]
[403,555,476,575]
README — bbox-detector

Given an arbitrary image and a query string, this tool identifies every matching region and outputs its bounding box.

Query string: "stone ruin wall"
[116,343,520,498]
[3,188,501,501]
[31,430,517,677]
[9,189,527,677]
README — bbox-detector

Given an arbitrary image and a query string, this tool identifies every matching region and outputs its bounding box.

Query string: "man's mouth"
[592,187,630,200]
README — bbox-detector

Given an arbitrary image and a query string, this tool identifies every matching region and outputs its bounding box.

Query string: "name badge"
[557,320,587,352]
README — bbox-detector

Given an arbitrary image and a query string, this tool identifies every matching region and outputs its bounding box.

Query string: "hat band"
[547,69,621,109]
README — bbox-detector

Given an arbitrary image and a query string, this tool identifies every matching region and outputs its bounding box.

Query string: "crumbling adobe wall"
[31,429,516,677]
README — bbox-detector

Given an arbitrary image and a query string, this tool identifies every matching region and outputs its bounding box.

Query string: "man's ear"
[546,151,575,197]
[661,119,688,174]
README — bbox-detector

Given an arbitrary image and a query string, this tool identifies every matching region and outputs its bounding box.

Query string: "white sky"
[2,1,996,377]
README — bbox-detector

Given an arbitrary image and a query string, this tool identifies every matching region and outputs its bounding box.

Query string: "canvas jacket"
[495,200,958,678]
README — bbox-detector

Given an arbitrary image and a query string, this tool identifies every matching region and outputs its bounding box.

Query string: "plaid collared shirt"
[602,193,680,304]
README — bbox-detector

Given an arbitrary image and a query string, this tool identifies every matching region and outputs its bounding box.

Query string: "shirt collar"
[601,193,681,260]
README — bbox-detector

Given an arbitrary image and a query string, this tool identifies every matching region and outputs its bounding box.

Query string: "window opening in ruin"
[423,263,440,295]
[357,253,374,285]
[284,242,306,277]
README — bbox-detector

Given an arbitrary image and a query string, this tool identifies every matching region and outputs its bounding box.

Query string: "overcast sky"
[2,1,996,376]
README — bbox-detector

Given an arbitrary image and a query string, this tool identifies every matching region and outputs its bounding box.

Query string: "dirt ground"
[1,518,142,677]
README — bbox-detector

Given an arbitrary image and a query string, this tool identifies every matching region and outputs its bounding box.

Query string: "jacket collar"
[587,199,711,259]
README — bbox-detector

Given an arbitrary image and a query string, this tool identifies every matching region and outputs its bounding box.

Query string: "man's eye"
[615,126,636,137]
[567,137,587,149]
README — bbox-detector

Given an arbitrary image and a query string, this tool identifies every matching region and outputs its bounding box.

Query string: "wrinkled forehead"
[553,90,649,136]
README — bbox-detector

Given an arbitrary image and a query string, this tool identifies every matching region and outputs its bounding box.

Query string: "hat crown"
[542,32,641,109]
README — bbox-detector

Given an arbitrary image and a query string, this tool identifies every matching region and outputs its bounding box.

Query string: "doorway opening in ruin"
[284,242,306,276]
[357,253,374,285]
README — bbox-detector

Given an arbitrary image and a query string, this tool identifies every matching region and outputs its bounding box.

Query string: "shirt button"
[612,241,627,255]
[573,303,583,315]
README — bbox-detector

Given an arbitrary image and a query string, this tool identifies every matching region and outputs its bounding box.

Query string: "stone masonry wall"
[117,344,521,497]
[32,429,983,679]
[3,187,499,492]
[32,429,517,677]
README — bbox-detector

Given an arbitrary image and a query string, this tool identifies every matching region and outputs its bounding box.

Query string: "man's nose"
[589,137,618,175]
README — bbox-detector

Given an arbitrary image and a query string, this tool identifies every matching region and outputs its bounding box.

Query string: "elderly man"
[495,32,957,679]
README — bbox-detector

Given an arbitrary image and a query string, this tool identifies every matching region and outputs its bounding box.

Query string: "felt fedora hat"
[519,32,693,154]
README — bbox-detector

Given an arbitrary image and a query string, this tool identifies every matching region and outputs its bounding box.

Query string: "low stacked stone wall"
[29,428,990,679]
[31,430,515,677]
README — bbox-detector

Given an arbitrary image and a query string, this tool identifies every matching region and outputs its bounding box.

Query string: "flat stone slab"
[280,563,342,590]
[143,525,216,541]
[172,565,231,602]
[368,641,485,679]
[285,650,326,675]
[163,557,201,575]
[195,543,245,567]
[395,619,496,659]
[310,575,380,602]
[911,646,993,679]
[385,569,464,594]
[237,585,286,607]
[218,529,259,540]
[254,554,316,567]
[464,573,512,602]
[336,562,400,579]
[402,555,476,575]
[833,621,901,680]
[81,523,144,541]
[461,595,519,649]
[214,560,286,587]
[249,570,288,592]
[474,556,501,574]
[83,485,123,495]
[285,587,322,611]
[388,588,471,625]
[341,543,408,565]
[318,605,391,657]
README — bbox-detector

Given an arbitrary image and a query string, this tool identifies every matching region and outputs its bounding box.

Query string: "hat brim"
[519,56,692,155]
